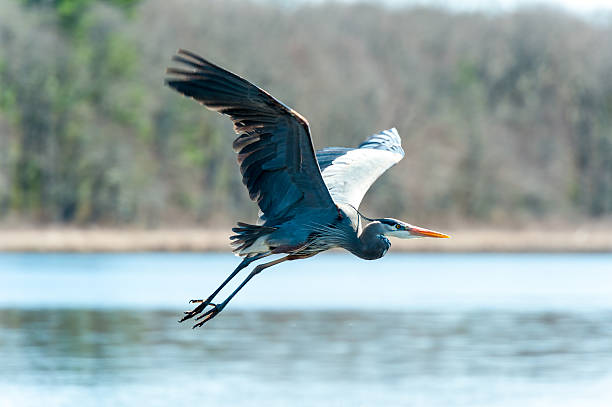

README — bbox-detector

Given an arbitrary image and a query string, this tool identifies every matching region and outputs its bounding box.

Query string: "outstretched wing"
[166,49,335,223]
[316,128,405,209]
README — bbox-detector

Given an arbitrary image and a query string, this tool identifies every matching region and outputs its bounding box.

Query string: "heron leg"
[192,256,291,328]
[180,253,266,323]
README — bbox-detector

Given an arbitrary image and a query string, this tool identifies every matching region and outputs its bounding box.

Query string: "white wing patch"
[319,128,404,210]
[322,148,398,208]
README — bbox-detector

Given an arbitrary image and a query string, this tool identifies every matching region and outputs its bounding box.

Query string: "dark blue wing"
[166,49,335,223]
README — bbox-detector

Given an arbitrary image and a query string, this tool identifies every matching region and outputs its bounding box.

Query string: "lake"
[1,253,611,406]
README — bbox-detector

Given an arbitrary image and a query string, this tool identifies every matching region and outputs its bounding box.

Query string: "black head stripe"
[379,218,396,226]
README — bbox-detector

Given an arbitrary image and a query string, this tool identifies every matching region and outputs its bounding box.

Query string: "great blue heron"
[166,49,449,328]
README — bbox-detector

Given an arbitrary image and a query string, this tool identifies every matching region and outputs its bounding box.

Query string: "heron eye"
[395,224,401,230]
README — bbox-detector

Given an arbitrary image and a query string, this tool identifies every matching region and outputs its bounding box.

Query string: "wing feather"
[316,128,404,209]
[166,49,335,223]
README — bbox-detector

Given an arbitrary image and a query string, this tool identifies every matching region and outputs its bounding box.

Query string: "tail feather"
[230,222,277,255]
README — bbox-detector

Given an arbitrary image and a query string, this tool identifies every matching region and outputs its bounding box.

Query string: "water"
[1,253,611,406]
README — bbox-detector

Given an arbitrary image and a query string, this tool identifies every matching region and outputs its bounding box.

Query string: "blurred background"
[1,0,611,230]
[1,0,612,406]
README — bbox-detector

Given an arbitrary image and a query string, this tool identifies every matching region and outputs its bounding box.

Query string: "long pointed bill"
[409,225,450,238]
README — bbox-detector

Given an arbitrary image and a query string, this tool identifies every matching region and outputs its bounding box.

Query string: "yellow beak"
[409,225,450,238]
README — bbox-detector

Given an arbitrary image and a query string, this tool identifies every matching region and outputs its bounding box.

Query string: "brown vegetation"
[1,225,611,252]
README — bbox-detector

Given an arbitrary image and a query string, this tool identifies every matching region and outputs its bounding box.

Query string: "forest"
[1,0,611,228]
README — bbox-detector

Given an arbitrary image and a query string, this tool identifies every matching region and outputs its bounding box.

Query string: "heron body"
[165,50,449,327]
[236,206,393,261]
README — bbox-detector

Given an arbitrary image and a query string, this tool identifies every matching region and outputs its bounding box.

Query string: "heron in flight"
[166,49,449,328]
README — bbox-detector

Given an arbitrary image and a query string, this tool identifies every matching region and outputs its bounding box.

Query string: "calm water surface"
[1,253,611,406]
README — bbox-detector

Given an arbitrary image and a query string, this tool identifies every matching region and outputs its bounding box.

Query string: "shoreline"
[0,228,610,253]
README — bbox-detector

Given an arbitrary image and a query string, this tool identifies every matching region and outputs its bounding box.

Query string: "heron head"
[377,218,450,239]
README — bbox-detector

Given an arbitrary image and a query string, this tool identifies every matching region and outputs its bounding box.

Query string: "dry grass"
[0,227,610,253]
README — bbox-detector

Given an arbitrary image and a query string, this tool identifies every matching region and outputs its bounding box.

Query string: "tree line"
[1,0,611,227]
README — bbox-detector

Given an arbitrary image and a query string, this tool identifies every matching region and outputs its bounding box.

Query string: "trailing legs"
[179,253,265,323]
[190,256,291,328]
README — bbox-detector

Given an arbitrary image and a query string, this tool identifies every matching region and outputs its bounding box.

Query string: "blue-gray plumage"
[165,49,449,328]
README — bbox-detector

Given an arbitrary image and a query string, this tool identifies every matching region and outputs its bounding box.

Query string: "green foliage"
[18,0,140,28]
[1,0,612,226]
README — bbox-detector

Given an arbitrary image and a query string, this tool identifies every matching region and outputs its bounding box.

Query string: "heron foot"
[179,297,215,323]
[192,303,224,328]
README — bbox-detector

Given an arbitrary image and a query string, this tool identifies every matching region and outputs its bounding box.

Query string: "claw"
[179,304,205,322]
[189,299,204,303]
[178,314,193,323]
[179,299,219,323]
[193,310,217,328]
[191,304,223,328]
[195,304,218,321]
[192,316,213,329]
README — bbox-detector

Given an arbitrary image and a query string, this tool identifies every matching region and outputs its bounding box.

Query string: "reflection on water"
[2,308,612,406]
[1,253,612,406]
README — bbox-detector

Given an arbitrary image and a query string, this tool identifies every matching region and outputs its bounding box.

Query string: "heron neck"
[350,221,390,260]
